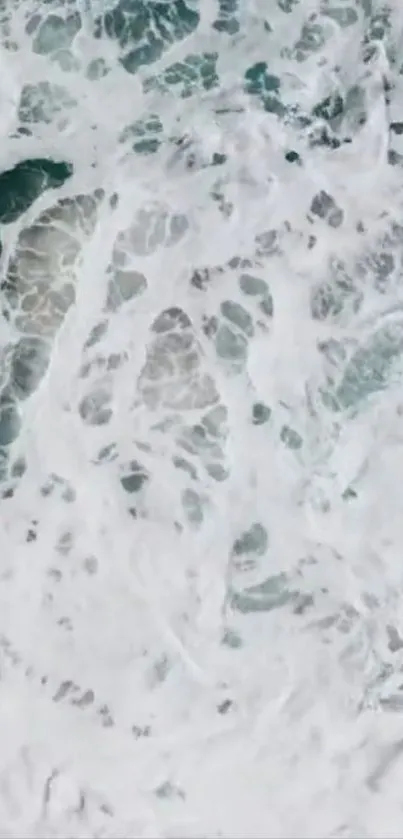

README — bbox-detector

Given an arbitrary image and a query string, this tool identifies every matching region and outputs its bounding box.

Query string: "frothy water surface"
[1,1,403,836]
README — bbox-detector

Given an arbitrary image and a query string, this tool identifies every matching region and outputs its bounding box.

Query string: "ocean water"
[2,0,403,835]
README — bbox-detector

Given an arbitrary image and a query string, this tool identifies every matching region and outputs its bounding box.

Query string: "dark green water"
[0,158,72,225]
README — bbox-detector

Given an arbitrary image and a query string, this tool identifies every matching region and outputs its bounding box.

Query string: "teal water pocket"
[94,0,199,75]
[322,319,403,412]
[0,159,73,224]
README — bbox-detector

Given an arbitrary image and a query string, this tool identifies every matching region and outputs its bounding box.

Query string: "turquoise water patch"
[10,337,51,400]
[120,460,149,494]
[213,0,239,34]
[244,64,285,116]
[0,159,73,224]
[30,11,81,55]
[120,114,164,155]
[94,0,199,74]
[0,391,20,447]
[335,322,403,411]
[19,82,76,128]
[144,52,219,98]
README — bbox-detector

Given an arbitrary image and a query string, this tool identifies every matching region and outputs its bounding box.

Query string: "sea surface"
[1,1,403,836]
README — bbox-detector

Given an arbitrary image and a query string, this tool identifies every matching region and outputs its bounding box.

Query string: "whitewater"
[2,0,403,835]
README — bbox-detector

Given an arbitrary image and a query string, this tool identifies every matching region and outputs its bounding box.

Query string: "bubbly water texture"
[3,0,403,835]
